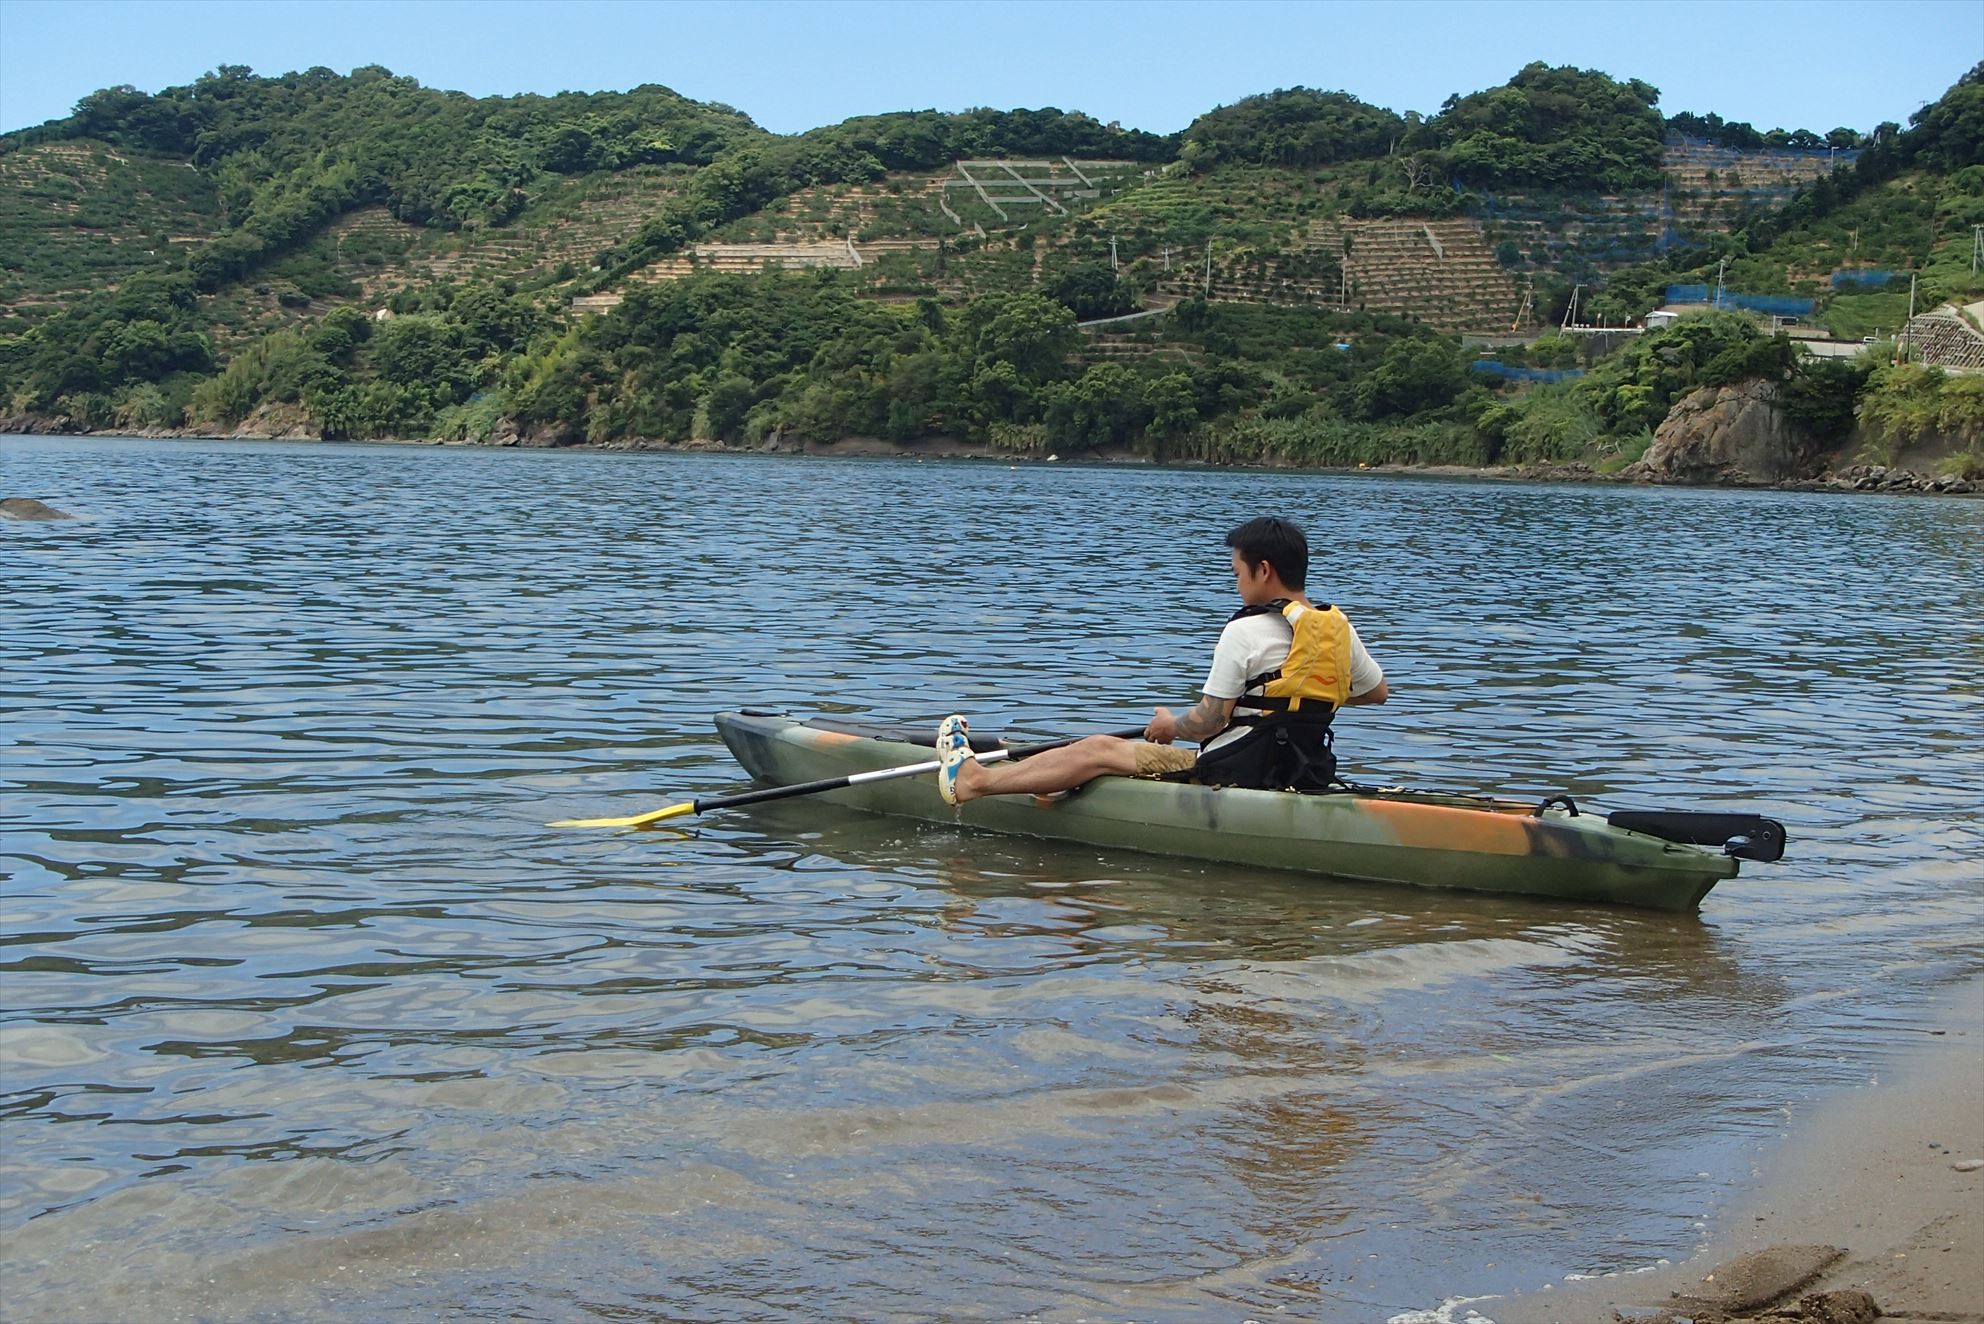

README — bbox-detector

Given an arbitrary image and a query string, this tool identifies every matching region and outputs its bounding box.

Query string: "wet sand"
[1484,979,1983,1323]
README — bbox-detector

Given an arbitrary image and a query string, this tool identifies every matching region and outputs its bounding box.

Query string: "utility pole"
[1899,273,1917,364]
[1714,257,1727,309]
[1972,224,1982,276]
[1162,244,1170,272]
[1562,283,1582,331]
[1340,232,1349,307]
[1110,234,1119,273]
[1204,239,1213,297]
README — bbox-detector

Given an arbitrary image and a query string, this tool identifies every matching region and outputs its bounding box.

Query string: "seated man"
[938,515,1388,805]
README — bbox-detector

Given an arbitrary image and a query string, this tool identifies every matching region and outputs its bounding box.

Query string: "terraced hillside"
[605,144,1833,334]
[1333,218,1523,330]
[940,158,1149,229]
[1141,216,1521,332]
[1480,143,1857,282]
[179,167,694,340]
[620,160,1149,296]
[720,174,961,244]
[0,128,1865,348]
[0,150,697,341]
[1662,141,1850,228]
[313,167,695,298]
[0,141,223,330]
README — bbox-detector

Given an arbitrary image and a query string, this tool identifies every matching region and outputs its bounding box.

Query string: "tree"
[1354,338,1467,418]
[1044,362,1149,449]
[1144,372,1200,440]
[1046,264,1135,320]
[972,294,1078,383]
[1907,63,1984,169]
[451,285,541,357]
[370,315,464,391]
[702,373,755,440]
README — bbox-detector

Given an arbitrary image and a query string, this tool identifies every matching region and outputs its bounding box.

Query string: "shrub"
[1499,383,1606,461]
[1858,364,1925,440]
[1778,358,1873,440]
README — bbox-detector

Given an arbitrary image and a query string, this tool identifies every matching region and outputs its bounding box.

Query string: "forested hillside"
[1,61,1978,480]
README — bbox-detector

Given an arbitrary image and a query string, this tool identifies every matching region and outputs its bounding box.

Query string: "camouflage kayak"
[713,711,1786,912]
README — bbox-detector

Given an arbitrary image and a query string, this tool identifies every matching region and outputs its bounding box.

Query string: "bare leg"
[953,735,1139,803]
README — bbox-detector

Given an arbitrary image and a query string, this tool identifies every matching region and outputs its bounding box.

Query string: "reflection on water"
[3,434,1982,1320]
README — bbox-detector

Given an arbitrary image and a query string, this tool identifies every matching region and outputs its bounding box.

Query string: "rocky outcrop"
[1630,379,1816,485]
[1802,462,1976,496]
[487,416,583,447]
[1,497,74,520]
[0,413,80,435]
[226,403,321,441]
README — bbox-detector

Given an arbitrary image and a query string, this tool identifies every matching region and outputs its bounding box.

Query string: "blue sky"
[1,0,1977,138]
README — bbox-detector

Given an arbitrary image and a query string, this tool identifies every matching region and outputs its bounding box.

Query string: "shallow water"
[3,434,1982,1321]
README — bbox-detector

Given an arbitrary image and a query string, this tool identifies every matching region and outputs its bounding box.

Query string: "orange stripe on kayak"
[1358,798,1537,856]
[803,729,859,746]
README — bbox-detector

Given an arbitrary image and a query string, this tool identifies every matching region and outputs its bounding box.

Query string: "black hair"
[1225,516,1308,589]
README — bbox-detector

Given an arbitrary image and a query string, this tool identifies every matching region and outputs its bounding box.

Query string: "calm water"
[3,434,1982,1322]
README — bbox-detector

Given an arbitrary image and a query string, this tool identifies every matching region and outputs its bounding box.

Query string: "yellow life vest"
[1242,599,1353,714]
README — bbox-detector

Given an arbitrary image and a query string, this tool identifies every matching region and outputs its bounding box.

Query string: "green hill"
[1,61,1976,476]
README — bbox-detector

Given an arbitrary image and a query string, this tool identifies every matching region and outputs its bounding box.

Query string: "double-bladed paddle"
[548,726,1148,829]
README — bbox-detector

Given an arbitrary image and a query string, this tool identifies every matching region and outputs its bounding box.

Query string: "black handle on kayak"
[1606,810,1788,862]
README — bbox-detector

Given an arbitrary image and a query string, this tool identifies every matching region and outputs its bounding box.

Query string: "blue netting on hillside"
[1470,361,1585,383]
[1831,269,1902,288]
[1663,286,1814,316]
[1720,292,1815,316]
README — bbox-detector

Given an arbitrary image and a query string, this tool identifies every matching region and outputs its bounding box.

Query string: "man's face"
[1231,550,1275,604]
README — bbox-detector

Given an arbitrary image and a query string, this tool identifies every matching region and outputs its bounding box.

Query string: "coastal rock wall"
[1631,379,1816,485]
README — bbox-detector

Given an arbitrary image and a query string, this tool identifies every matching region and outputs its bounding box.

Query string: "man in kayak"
[938,515,1387,804]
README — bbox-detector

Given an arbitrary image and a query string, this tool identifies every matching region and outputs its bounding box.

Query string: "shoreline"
[1477,977,1983,1324]
[4,423,1975,498]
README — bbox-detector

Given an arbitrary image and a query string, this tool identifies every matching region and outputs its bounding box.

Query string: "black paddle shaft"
[693,726,1150,814]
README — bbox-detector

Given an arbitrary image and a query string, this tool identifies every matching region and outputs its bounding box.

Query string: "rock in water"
[1630,380,1816,486]
[1,497,74,520]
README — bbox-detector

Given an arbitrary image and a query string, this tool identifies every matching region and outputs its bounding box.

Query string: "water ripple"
[3,435,1982,1320]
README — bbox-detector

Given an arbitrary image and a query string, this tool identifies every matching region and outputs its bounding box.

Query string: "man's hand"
[1145,707,1178,743]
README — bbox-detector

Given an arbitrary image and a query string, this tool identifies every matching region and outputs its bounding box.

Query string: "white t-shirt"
[1198,607,1384,755]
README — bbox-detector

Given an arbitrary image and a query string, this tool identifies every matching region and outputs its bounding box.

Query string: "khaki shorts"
[1131,741,1197,778]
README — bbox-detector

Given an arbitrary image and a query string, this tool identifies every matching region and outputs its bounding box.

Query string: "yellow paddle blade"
[548,801,698,829]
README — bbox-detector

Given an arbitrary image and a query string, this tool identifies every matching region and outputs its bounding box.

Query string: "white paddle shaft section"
[843,746,1020,787]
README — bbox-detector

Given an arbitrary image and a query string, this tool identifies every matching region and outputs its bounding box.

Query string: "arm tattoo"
[1173,695,1232,743]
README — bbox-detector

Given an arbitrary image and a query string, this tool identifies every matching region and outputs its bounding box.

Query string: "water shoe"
[936,714,971,805]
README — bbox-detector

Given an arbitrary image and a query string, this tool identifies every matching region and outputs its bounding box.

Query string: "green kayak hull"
[713,711,1740,912]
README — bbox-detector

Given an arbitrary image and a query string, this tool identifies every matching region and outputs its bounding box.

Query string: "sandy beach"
[1481,979,1983,1324]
